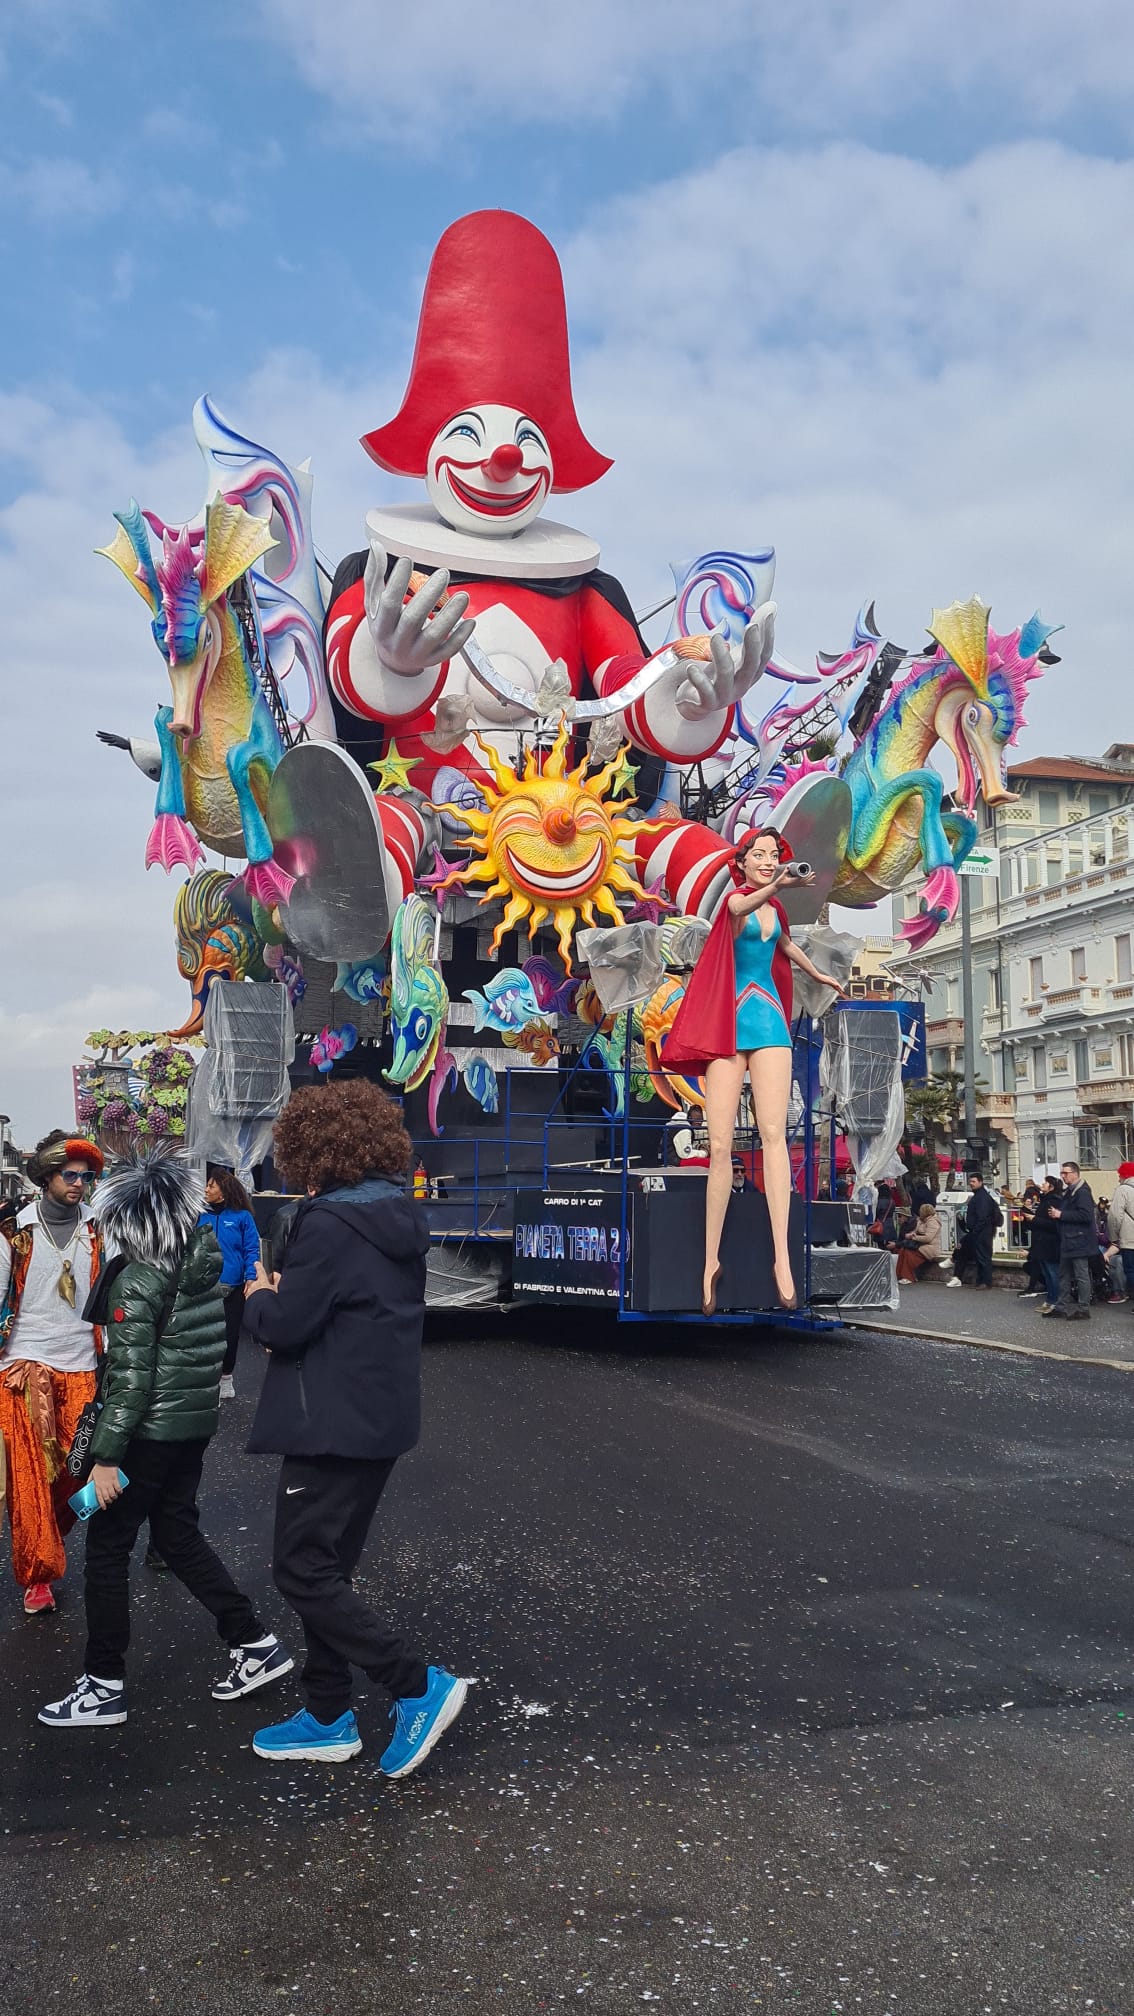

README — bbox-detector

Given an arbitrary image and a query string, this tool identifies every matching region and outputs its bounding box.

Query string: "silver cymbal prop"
[267,742,392,962]
[760,772,853,926]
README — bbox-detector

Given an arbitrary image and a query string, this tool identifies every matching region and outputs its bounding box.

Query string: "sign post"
[957,844,998,1141]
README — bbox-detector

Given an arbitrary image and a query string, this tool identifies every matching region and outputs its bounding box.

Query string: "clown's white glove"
[673,601,776,722]
[363,539,474,676]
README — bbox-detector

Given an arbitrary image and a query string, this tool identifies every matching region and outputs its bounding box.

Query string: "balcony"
[1038,985,1104,1019]
[925,1016,964,1046]
[1079,1079,1134,1109]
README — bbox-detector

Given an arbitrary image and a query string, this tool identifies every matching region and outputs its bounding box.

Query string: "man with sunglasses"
[0,1130,105,1614]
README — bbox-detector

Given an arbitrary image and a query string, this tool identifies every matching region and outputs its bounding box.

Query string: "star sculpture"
[606,749,639,800]
[624,878,677,925]
[417,843,461,911]
[367,740,419,793]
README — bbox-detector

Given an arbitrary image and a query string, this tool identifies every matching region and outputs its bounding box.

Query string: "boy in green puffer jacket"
[40,1146,292,1730]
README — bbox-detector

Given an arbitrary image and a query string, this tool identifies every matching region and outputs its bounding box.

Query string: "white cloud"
[257,0,1134,142]
[2,136,1131,1139]
[558,141,1133,746]
[0,154,120,223]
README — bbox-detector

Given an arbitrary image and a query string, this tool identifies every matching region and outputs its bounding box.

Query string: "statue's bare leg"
[702,1052,748,1313]
[749,1046,796,1306]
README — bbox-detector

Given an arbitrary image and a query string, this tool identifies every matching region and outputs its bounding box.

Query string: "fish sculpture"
[387,894,449,1091]
[310,1023,359,1074]
[333,955,387,1005]
[501,1018,560,1067]
[462,968,543,1035]
[170,869,267,1037]
[522,955,582,1019]
[462,1056,500,1116]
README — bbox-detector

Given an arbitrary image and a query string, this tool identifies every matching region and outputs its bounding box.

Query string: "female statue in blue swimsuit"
[702,831,844,1314]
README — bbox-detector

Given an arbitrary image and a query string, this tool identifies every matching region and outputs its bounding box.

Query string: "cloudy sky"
[0,0,1130,1141]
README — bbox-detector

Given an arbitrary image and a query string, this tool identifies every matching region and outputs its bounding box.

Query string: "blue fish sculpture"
[462,968,542,1035]
[462,1056,499,1116]
[333,954,387,1004]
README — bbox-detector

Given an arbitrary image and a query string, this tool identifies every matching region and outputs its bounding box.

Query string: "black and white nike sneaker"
[211,1637,294,1701]
[39,1675,127,1728]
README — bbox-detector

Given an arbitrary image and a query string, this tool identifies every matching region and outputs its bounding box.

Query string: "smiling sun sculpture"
[436,717,654,970]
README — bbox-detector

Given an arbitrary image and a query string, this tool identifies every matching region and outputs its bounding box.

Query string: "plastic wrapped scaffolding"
[576,922,667,1015]
[824,1004,906,1203]
[186,980,295,1182]
[809,1244,900,1312]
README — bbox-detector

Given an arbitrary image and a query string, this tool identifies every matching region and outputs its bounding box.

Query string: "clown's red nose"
[485,443,524,482]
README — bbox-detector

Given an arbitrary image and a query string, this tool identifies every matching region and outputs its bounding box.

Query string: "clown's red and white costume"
[324,211,773,931]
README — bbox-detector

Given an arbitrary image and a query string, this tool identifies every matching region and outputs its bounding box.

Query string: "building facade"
[887,748,1134,1191]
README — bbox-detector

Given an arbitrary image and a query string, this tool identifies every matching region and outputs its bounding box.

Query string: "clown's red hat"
[362,210,612,494]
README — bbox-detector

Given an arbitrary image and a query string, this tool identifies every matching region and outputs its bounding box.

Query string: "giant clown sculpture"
[322,208,775,929]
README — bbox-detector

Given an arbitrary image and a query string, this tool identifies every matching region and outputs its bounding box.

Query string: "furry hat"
[27,1129,104,1188]
[92,1144,204,1268]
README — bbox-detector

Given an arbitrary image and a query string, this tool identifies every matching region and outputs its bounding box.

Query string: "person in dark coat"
[1042,1160,1097,1320]
[948,1173,1000,1288]
[243,1080,467,1780]
[39,1147,291,1729]
[1029,1178,1063,1309]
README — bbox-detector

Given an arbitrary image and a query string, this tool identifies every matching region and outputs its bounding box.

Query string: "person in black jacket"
[243,1080,467,1780]
[1028,1178,1063,1309]
[948,1172,1000,1288]
[1041,1160,1097,1320]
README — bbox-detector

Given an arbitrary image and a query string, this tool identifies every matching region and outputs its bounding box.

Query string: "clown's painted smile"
[437,460,550,518]
[427,404,553,537]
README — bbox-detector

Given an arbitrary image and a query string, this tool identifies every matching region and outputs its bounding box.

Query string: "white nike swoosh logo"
[285,1486,305,1496]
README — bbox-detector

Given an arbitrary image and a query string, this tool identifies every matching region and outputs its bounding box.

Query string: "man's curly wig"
[272,1080,412,1194]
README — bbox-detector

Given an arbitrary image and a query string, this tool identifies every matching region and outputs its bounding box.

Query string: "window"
[1071,946,1087,984]
[1034,1048,1047,1090]
[1034,1127,1058,1165]
[1045,846,1063,887]
[1088,790,1110,817]
[987,968,1001,1011]
[1038,789,1061,824]
[1113,822,1130,861]
[1117,934,1132,983]
[1074,1039,1090,1082]
[1089,829,1107,868]
[1066,838,1084,878]
[1029,956,1044,996]
[1078,1125,1101,1170]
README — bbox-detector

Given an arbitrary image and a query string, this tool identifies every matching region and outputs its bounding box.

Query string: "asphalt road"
[4,1317,1134,2015]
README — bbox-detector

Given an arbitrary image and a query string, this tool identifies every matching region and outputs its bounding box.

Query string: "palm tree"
[904,1069,987,1179]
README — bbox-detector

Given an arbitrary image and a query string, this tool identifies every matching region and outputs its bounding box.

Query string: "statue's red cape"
[662,896,794,1079]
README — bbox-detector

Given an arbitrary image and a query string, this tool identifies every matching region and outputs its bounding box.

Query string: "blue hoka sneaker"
[379,1667,468,1780]
[252,1706,362,1762]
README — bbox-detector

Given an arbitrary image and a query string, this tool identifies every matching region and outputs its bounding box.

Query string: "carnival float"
[91,209,1059,1320]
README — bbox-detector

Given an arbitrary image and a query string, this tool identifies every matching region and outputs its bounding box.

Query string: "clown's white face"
[426,404,553,536]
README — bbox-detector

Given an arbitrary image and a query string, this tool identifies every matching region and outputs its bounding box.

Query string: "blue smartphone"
[68,1471,130,1521]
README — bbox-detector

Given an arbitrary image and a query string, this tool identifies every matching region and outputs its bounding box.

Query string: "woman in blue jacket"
[199,1170,261,1398]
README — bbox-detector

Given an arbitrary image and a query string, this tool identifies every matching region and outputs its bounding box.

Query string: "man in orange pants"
[0,1130,105,1615]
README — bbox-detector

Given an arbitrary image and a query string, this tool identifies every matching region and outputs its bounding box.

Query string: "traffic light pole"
[960,873,977,1141]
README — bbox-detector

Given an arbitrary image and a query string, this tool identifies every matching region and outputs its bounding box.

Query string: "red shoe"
[23,1581,56,1616]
